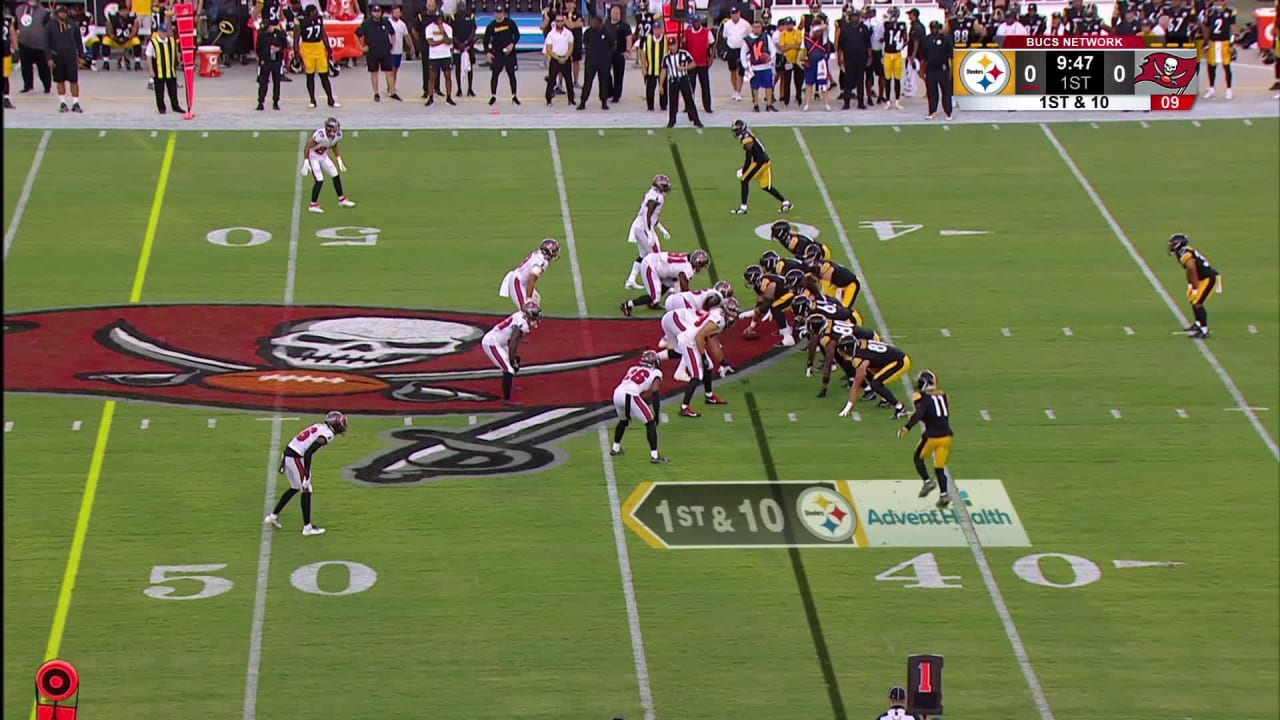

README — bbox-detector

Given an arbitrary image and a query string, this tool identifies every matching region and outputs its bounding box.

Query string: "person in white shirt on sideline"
[544,12,576,105]
[995,11,1028,38]
[719,5,752,101]
[387,5,413,100]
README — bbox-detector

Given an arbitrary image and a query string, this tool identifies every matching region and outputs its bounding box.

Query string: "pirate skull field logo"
[4,305,785,484]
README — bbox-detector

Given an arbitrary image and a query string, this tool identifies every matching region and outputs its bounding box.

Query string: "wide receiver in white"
[265,410,348,535]
[610,349,669,464]
[500,239,561,310]
[624,174,674,290]
[482,300,541,405]
[621,249,711,316]
[302,117,356,214]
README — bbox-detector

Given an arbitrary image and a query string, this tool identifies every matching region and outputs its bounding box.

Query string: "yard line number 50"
[205,226,381,247]
[144,560,378,600]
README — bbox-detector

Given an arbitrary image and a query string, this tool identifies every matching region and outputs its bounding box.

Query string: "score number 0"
[1021,58,1128,85]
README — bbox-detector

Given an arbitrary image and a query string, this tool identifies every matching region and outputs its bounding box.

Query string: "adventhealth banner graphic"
[850,479,1031,548]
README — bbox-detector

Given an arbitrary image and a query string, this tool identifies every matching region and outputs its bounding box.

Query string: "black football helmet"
[801,243,825,265]
[732,119,749,139]
[1168,233,1190,255]
[784,268,807,292]
[760,250,781,269]
[916,370,938,392]
[805,314,829,338]
[743,265,764,289]
[771,220,792,244]
[791,294,814,319]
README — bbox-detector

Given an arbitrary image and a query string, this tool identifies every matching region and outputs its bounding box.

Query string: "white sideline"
[242,130,307,720]
[548,130,656,720]
[1041,124,1279,463]
[794,127,1057,720]
[3,130,52,261]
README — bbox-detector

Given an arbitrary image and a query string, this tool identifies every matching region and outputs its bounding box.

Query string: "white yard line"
[243,130,307,720]
[795,126,1056,720]
[548,130,656,720]
[3,130,52,261]
[1041,124,1279,463]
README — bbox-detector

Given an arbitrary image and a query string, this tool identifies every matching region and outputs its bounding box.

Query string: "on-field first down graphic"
[4,304,785,484]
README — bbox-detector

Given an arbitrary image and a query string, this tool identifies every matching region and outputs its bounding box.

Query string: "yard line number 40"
[205,226,381,247]
[144,561,378,600]
[877,552,1103,589]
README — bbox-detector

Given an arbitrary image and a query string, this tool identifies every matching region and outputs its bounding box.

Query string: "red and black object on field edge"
[908,653,944,717]
[35,659,80,720]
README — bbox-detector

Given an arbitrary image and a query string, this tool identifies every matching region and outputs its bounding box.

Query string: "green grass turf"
[3,120,1277,720]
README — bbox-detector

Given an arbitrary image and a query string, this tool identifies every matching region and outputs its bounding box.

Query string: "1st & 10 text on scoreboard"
[953,35,1201,111]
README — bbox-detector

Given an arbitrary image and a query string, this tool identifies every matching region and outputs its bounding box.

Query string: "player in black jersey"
[771,221,832,261]
[882,7,907,108]
[1024,3,1048,34]
[296,5,340,107]
[1201,0,1236,98]
[1163,0,1192,43]
[1169,233,1221,338]
[743,264,798,346]
[898,370,955,507]
[949,6,974,44]
[803,252,862,312]
[835,336,911,417]
[2,4,13,109]
[731,120,794,216]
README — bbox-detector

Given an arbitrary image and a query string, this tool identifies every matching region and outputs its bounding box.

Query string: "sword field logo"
[4,304,784,484]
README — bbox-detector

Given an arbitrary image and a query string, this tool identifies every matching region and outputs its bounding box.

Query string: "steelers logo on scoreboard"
[958,51,1011,95]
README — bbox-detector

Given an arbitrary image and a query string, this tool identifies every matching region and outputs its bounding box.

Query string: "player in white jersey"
[620,249,711,316]
[662,280,735,314]
[481,301,541,404]
[499,239,560,310]
[301,117,356,214]
[665,297,740,417]
[610,349,669,463]
[624,174,674,290]
[265,410,348,535]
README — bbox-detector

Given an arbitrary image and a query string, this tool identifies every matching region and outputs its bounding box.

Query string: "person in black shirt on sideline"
[483,5,520,105]
[256,15,289,109]
[604,4,630,103]
[451,2,476,97]
[922,19,952,120]
[660,37,702,128]
[836,5,871,109]
[578,14,611,109]
[356,4,395,101]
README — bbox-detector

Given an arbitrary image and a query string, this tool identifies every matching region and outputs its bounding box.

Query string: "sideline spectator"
[604,3,629,103]
[563,0,583,88]
[256,12,288,109]
[740,17,776,111]
[578,13,610,109]
[682,12,713,112]
[145,21,183,113]
[836,5,870,109]
[775,15,802,106]
[639,19,664,110]
[3,4,15,108]
[483,4,519,105]
[543,11,575,105]
[388,5,411,99]
[102,1,141,71]
[801,22,832,110]
[922,19,952,119]
[45,2,83,112]
[423,12,454,105]
[356,4,394,101]
[451,2,476,97]
[16,0,53,93]
[719,5,750,101]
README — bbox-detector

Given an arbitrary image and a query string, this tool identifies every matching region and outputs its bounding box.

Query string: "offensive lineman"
[481,300,542,405]
[899,369,955,508]
[610,349,669,463]
[621,249,711,316]
[302,117,356,213]
[625,174,674,290]
[500,238,561,310]
[265,410,348,535]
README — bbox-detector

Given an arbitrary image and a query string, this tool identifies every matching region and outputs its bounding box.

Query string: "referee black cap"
[889,686,907,702]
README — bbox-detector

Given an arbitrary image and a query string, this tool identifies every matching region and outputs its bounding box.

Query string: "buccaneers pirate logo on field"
[4,304,785,484]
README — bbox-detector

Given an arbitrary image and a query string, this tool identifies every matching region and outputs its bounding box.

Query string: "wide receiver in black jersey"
[898,370,955,508]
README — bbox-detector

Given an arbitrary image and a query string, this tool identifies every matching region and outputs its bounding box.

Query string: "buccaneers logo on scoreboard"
[1135,52,1198,93]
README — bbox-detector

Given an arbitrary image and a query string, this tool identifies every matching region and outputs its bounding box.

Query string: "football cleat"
[916,370,938,393]
[650,455,670,464]
[522,301,543,326]
[324,410,348,434]
[918,479,937,498]
[653,174,672,192]
[792,294,814,319]
[308,203,324,213]
[324,116,341,137]
[689,249,711,271]
[892,404,910,419]
[302,525,327,536]
[620,301,633,317]
[936,493,952,508]
[713,280,734,298]
[732,205,749,215]
[770,220,792,244]
[743,265,764,289]
[704,393,726,405]
[540,238,562,261]
[610,447,625,456]
[759,250,781,269]
[264,514,283,529]
[639,349,661,368]
[338,197,356,208]
[1168,233,1190,255]
[779,200,794,212]
[679,406,701,418]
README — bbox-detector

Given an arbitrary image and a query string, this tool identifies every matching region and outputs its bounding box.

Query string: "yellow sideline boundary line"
[32,132,178,720]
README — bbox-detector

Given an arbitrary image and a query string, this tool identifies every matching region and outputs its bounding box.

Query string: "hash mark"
[352,130,360,137]
[992,124,1000,130]
[1090,122,1099,129]
[252,131,260,138]
[1062,327,1073,336]
[1110,408,1122,419]
[402,130,410,138]
[1191,120,1201,127]
[696,127,704,135]
[98,130,106,137]
[1045,409,1056,420]
[660,412,670,424]
[851,411,862,422]
[3,421,11,433]
[150,130,158,138]
[72,420,82,431]
[467,415,477,426]
[451,130,459,137]
[208,418,217,428]
[1248,324,1258,334]
[201,131,208,138]
[943,125,951,131]
[940,328,951,337]
[843,126,851,133]
[598,129,605,136]
[1124,326,1135,335]
[140,418,150,430]
[500,130,508,137]
[724,413,733,423]
[980,409,991,421]
[647,129,654,135]
[1176,408,1188,418]
[403,417,413,426]
[1140,121,1150,128]
[1001,327,1012,337]
[1244,119,1254,126]
[892,126,901,132]
[788,412,798,422]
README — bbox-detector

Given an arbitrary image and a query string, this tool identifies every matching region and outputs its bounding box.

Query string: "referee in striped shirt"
[659,35,703,128]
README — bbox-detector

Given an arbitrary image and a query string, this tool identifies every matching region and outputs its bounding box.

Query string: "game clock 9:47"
[1045,51,1106,94]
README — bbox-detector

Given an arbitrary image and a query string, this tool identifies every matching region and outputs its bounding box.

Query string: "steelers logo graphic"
[795,486,858,543]
[959,51,1011,95]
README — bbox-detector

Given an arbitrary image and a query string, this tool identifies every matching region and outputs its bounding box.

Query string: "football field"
[4,119,1278,720]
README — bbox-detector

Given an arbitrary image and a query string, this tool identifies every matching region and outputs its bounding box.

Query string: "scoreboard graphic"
[954,36,1201,112]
